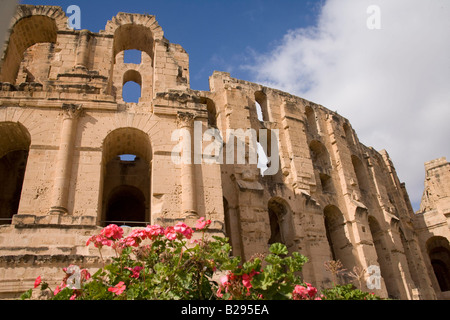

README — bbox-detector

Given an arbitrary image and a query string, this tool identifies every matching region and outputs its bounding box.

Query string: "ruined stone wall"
[0,5,444,299]
[414,157,450,299]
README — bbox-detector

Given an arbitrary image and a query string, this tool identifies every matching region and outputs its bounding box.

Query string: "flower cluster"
[216,270,261,299]
[86,224,123,248]
[86,222,197,250]
[23,216,381,301]
[31,264,91,300]
[195,217,211,230]
[108,281,126,295]
[292,283,322,300]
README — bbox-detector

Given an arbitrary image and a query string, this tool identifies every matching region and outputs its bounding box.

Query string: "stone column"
[75,30,92,69]
[49,104,83,215]
[176,112,198,218]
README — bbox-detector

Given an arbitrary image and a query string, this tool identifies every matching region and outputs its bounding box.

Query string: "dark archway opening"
[427,236,450,292]
[0,150,29,224]
[268,198,290,246]
[104,185,146,227]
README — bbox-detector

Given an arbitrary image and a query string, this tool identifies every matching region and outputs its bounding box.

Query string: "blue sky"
[17,0,450,210]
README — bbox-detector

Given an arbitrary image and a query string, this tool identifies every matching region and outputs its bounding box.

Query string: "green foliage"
[321,284,382,300]
[20,289,32,300]
[22,221,384,300]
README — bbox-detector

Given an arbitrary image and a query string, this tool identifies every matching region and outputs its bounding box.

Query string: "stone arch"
[100,127,152,226]
[0,122,31,224]
[323,205,353,267]
[0,13,59,83]
[108,17,158,101]
[309,140,331,169]
[305,105,318,136]
[309,140,334,193]
[112,24,156,63]
[104,13,164,66]
[103,12,164,43]
[122,69,142,102]
[123,69,142,87]
[199,97,217,128]
[368,215,397,298]
[352,155,370,194]
[343,122,355,145]
[426,236,450,292]
[267,197,294,248]
[6,5,69,32]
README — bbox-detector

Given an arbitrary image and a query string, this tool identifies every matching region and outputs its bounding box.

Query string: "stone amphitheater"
[0,4,448,299]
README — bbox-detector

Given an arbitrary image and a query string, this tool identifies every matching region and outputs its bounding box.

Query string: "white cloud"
[244,0,450,210]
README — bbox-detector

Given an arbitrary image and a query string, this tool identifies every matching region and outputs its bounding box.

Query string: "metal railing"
[100,220,150,227]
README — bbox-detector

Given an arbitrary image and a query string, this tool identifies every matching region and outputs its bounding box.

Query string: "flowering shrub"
[320,284,381,300]
[23,218,381,300]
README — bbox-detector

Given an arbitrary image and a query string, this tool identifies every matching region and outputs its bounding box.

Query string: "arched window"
[122,70,142,103]
[0,15,57,83]
[343,123,354,145]
[309,140,334,192]
[305,106,318,136]
[0,122,31,224]
[100,128,152,227]
[255,91,269,122]
[426,236,450,292]
[199,97,217,128]
[352,155,370,194]
[309,140,331,170]
[323,205,349,262]
[267,198,293,247]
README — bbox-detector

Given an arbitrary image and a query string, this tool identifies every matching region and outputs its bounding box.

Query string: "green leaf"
[265,254,282,266]
[20,289,32,300]
[269,243,288,256]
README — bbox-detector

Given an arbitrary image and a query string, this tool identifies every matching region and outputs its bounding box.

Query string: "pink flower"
[101,224,124,240]
[145,224,164,239]
[164,226,177,240]
[216,287,224,298]
[292,285,308,300]
[130,228,148,239]
[242,270,259,290]
[242,274,253,289]
[220,275,229,286]
[108,281,126,295]
[54,285,61,295]
[86,234,114,248]
[174,222,194,239]
[81,269,91,282]
[119,235,140,248]
[292,283,318,300]
[195,217,212,230]
[70,293,77,300]
[305,283,318,298]
[126,266,143,279]
[34,276,41,288]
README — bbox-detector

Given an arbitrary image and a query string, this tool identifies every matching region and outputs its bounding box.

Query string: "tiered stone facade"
[414,157,450,300]
[0,5,448,299]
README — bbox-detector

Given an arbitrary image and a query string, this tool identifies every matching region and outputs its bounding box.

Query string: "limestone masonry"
[0,5,448,299]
